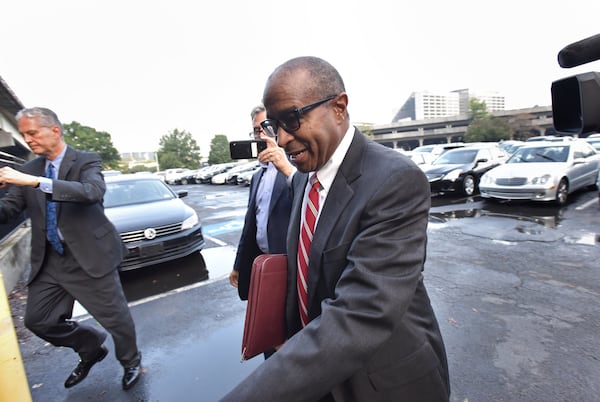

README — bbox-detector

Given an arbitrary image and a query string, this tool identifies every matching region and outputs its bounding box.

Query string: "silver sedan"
[479,140,600,205]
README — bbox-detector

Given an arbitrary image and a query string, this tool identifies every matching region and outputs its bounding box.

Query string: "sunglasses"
[260,95,337,137]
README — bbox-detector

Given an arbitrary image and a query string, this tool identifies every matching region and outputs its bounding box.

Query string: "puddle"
[563,233,600,245]
[429,206,563,229]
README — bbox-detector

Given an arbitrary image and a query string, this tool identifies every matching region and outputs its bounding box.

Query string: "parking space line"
[575,197,598,210]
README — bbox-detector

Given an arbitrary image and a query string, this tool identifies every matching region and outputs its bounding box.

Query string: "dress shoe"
[122,363,141,390]
[64,345,108,388]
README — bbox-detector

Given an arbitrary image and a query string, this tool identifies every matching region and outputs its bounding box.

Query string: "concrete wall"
[0,220,31,292]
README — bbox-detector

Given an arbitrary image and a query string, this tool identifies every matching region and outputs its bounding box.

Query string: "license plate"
[139,243,164,257]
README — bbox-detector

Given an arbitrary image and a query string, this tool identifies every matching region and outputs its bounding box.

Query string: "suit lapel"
[287,172,308,294]
[268,171,286,215]
[59,146,76,180]
[307,130,366,309]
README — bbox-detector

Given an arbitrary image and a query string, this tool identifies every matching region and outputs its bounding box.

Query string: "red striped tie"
[298,174,320,327]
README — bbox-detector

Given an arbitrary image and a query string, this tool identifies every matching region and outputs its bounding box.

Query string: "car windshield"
[433,149,477,165]
[104,179,176,207]
[507,145,569,163]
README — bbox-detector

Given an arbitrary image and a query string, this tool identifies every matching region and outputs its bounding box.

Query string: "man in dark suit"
[221,57,450,401]
[229,104,296,300]
[0,107,141,390]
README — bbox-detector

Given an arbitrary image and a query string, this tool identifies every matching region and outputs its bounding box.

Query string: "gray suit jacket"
[222,130,449,401]
[0,146,125,283]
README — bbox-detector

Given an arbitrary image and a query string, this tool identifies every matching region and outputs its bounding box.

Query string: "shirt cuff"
[38,177,53,193]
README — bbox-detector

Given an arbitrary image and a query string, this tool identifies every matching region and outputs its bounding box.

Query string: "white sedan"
[479,140,600,205]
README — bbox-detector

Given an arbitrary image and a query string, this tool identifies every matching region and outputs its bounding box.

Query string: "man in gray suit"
[0,107,141,390]
[221,57,450,401]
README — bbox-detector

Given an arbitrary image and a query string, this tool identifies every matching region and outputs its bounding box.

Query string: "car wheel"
[462,175,475,196]
[192,252,208,280]
[555,178,568,206]
[180,178,188,185]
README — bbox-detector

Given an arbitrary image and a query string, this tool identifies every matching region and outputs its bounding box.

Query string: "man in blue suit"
[229,104,296,302]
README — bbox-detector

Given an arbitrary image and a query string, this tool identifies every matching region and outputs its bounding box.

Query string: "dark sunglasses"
[260,95,337,136]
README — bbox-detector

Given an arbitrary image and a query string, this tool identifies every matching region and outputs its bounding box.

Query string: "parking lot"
[10,182,600,401]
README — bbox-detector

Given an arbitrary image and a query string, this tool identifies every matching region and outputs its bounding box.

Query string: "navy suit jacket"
[0,146,125,283]
[222,129,449,401]
[234,166,293,300]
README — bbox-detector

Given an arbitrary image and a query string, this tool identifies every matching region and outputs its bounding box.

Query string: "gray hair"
[250,104,265,121]
[16,107,63,133]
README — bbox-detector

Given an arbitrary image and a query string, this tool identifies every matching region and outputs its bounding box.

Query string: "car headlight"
[443,169,462,181]
[529,174,552,185]
[480,173,493,185]
[181,212,199,230]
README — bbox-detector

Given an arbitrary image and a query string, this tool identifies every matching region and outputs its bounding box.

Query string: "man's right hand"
[229,269,239,288]
[258,135,296,177]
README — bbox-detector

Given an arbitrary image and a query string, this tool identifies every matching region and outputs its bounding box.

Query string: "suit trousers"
[24,244,140,367]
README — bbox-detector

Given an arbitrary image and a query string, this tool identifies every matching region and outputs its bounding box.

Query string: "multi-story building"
[393,88,505,122]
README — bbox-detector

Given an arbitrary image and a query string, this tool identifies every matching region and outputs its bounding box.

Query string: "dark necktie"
[297,174,320,327]
[45,163,64,254]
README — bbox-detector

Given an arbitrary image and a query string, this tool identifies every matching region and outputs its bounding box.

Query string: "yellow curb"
[0,272,31,402]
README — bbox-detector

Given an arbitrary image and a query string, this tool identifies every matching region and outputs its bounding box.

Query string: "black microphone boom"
[557,33,600,68]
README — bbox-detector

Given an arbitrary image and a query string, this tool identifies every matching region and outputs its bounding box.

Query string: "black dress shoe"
[64,345,108,388]
[122,363,141,390]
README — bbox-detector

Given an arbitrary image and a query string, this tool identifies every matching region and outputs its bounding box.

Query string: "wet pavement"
[17,247,262,402]
[12,186,600,401]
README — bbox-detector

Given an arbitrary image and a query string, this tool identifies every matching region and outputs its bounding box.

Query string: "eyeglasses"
[249,125,276,139]
[260,95,337,136]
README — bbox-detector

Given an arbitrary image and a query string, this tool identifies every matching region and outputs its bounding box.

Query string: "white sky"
[2,1,600,156]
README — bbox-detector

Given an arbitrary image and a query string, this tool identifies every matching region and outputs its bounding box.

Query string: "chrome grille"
[496,177,527,186]
[120,222,182,243]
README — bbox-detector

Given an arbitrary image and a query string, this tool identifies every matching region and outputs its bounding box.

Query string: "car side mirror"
[177,191,188,198]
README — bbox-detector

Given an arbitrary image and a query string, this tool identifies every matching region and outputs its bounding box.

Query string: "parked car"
[498,140,525,155]
[103,174,205,271]
[196,163,237,184]
[211,161,259,185]
[176,169,202,185]
[584,137,600,152]
[479,140,600,205]
[525,135,574,142]
[597,170,600,204]
[395,149,436,167]
[236,166,262,186]
[164,168,191,184]
[412,143,465,161]
[422,144,508,196]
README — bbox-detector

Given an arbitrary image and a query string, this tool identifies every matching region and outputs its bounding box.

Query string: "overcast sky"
[2,1,600,155]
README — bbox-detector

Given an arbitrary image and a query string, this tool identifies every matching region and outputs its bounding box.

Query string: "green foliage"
[157,128,201,170]
[208,134,232,164]
[465,98,513,142]
[465,117,512,142]
[62,121,121,169]
[469,98,489,120]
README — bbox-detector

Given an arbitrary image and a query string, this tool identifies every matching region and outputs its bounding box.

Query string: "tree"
[62,121,121,169]
[469,98,489,120]
[465,117,512,142]
[157,129,201,170]
[464,98,512,142]
[208,134,232,164]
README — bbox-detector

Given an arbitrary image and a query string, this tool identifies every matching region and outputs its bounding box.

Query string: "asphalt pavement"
[16,246,262,402]
[12,191,600,402]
